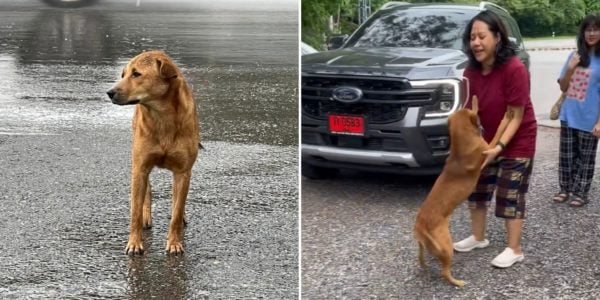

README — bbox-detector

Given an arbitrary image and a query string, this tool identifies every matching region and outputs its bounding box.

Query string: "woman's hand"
[568,52,580,70]
[481,145,502,170]
[560,52,580,92]
[592,122,600,137]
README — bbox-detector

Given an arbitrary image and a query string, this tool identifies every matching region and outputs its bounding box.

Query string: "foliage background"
[302,0,600,50]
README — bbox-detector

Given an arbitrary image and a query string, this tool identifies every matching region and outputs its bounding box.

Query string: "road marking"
[0,132,58,136]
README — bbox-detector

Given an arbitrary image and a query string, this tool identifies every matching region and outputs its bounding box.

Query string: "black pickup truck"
[301,1,529,179]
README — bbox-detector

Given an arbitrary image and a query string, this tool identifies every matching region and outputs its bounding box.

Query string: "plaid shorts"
[468,158,534,219]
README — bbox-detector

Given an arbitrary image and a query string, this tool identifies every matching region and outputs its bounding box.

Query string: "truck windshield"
[345,8,474,50]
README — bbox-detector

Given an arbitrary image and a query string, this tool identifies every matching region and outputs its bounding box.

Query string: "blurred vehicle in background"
[39,0,99,8]
[301,42,318,56]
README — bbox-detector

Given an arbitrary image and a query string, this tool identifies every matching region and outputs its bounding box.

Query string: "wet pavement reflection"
[0,0,297,145]
[0,0,298,298]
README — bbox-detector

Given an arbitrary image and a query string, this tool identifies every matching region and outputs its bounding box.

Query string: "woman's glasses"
[585,27,600,34]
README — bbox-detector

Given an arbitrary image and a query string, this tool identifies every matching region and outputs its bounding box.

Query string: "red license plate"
[329,115,365,135]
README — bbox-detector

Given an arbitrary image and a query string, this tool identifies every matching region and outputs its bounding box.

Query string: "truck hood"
[302,47,467,80]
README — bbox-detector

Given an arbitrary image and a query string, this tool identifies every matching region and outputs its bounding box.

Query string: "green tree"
[552,0,586,35]
[584,0,600,14]
[301,0,350,50]
[301,0,386,50]
[497,0,585,36]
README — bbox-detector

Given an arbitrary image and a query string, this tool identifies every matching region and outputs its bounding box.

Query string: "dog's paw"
[142,217,153,229]
[452,279,466,287]
[143,206,152,229]
[125,239,145,255]
[165,240,184,255]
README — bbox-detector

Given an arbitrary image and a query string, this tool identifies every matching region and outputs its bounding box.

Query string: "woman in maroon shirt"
[452,10,537,269]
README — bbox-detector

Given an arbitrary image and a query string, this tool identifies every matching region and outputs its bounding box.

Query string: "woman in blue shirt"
[553,13,600,207]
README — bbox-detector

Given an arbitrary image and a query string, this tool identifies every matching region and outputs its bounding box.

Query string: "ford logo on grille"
[331,86,363,103]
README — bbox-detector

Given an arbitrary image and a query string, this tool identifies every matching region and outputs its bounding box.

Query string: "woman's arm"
[481,105,524,168]
[559,52,580,92]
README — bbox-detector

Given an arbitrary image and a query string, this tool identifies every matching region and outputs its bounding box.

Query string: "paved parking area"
[302,126,600,299]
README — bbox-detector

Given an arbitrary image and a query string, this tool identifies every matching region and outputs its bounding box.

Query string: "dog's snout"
[107,90,116,100]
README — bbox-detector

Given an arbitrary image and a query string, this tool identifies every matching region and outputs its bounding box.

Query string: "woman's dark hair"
[576,13,600,67]
[462,10,516,69]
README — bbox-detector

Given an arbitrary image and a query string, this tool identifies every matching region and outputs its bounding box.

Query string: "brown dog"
[107,50,200,255]
[413,96,510,286]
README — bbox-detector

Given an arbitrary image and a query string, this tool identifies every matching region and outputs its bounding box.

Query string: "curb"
[537,118,560,129]
[526,47,576,51]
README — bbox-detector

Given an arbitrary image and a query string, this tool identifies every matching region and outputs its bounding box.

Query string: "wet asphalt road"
[0,0,298,299]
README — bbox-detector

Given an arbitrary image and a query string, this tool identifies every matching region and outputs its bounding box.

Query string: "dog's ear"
[157,58,178,79]
[471,95,479,114]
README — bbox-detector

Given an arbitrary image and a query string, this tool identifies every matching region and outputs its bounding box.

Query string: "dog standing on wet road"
[107,50,200,255]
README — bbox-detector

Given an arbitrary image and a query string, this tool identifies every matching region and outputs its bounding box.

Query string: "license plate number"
[329,115,365,136]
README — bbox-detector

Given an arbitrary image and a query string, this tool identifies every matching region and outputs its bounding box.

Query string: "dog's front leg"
[166,170,191,255]
[126,169,149,255]
[143,181,152,229]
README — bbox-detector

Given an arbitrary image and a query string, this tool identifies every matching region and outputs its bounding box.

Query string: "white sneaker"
[453,235,490,252]
[491,247,524,268]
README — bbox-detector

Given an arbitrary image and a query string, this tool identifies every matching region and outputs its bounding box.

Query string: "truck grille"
[302,74,436,123]
[302,100,408,123]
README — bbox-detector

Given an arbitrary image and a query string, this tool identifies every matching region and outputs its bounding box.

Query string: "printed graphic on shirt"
[567,67,591,101]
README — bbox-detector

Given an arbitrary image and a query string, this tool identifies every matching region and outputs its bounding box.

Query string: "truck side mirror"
[508,37,521,50]
[328,35,349,50]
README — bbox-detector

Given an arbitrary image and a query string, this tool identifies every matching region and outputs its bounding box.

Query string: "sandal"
[569,196,588,207]
[552,192,569,203]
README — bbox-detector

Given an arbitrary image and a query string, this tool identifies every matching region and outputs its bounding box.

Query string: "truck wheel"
[301,162,339,179]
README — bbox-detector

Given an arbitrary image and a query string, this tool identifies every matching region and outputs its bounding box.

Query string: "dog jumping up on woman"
[414,96,511,286]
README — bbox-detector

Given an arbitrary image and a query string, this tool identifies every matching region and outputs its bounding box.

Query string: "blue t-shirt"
[558,52,600,132]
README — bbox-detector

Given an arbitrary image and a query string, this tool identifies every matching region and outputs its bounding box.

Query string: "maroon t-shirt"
[463,56,537,158]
